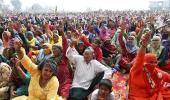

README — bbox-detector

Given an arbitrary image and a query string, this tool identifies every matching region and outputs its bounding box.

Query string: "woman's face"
[66,31,71,39]
[52,47,61,57]
[53,35,59,43]
[27,35,33,41]
[127,37,135,45]
[43,45,51,55]
[41,64,53,80]
[151,40,160,49]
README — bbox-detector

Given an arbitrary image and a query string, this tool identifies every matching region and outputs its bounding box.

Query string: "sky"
[4,0,158,12]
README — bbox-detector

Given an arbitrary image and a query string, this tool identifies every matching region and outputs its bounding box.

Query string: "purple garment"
[162,40,170,60]
[99,27,110,40]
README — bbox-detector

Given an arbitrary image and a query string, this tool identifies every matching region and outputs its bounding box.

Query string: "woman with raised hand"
[128,31,170,100]
[12,38,61,100]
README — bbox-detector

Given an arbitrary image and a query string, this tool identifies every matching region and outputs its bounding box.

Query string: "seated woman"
[90,79,115,100]
[10,53,30,97]
[29,43,52,64]
[49,30,72,99]
[0,62,12,100]
[12,38,61,100]
[50,31,62,46]
[129,32,170,100]
[117,31,138,73]
[25,31,40,52]
[147,36,167,67]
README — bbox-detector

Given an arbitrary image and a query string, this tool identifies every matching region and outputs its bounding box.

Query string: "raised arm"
[66,39,79,64]
[131,32,151,71]
[59,26,68,56]
[80,36,91,47]
[118,31,128,56]
[14,38,38,76]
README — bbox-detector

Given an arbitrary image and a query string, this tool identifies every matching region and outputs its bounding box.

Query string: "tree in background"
[31,3,43,13]
[11,0,22,12]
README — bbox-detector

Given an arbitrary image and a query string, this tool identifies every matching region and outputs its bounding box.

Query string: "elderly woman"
[12,38,61,100]
[128,32,170,100]
[50,31,72,99]
[147,36,167,67]
[0,62,12,100]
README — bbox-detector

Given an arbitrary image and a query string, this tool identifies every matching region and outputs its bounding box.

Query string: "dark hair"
[99,79,113,92]
[38,58,57,76]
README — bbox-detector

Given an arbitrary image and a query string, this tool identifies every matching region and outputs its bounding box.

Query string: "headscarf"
[126,36,138,54]
[51,44,63,65]
[38,58,57,76]
[36,43,52,64]
[144,53,158,73]
[100,26,110,41]
[50,32,62,46]
[20,24,27,33]
[2,31,12,48]
[150,36,162,57]
[26,31,36,44]
[42,43,52,55]
[26,31,38,51]
[0,63,12,82]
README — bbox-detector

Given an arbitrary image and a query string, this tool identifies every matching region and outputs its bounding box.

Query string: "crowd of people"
[0,10,170,100]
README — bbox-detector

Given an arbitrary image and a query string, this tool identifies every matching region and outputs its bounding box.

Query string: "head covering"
[38,59,57,76]
[0,63,12,82]
[20,24,27,33]
[93,38,101,46]
[151,36,161,42]
[42,43,52,55]
[53,32,60,41]
[129,31,136,37]
[126,36,138,54]
[52,44,62,53]
[144,53,158,73]
[52,44,63,59]
[78,41,84,47]
[100,26,110,40]
[25,31,34,37]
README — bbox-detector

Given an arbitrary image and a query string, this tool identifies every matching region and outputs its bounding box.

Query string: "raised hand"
[14,38,24,60]
[140,31,151,48]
